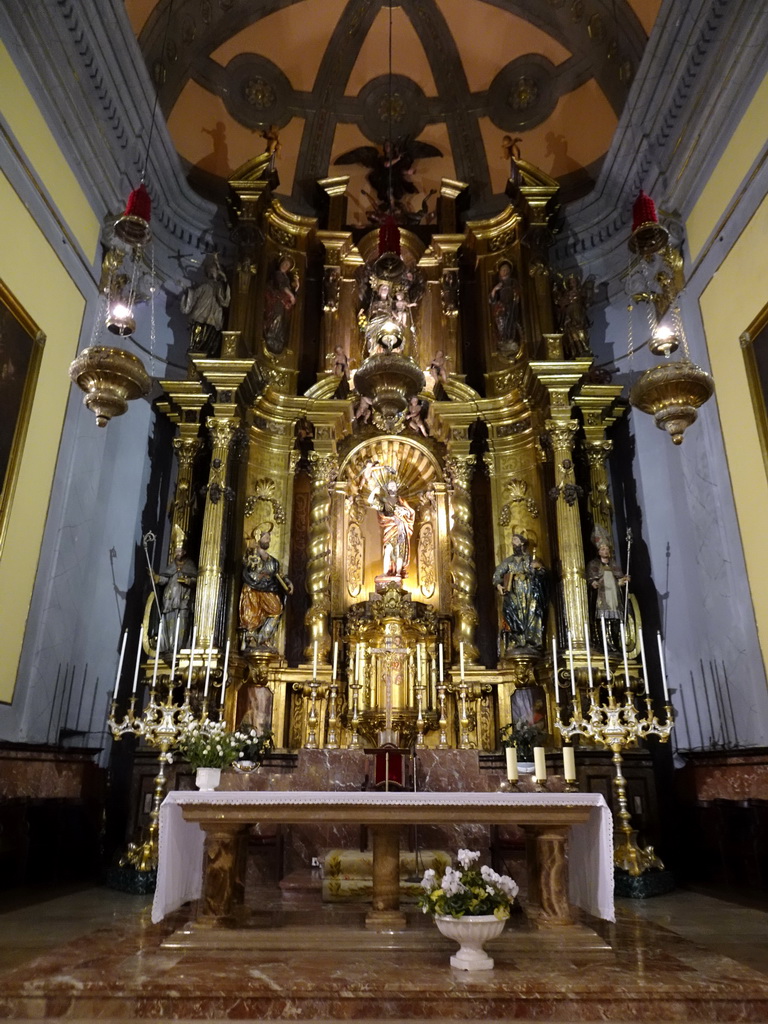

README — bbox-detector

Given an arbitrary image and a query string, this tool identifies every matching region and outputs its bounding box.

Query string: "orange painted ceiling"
[126,0,661,220]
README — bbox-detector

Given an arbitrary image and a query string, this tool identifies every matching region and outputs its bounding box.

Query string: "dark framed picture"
[0,279,45,557]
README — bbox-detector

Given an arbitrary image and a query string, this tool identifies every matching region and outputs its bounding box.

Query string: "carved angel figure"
[334,137,442,222]
[553,271,595,358]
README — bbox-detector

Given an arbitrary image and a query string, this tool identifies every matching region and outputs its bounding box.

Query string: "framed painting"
[0,278,45,557]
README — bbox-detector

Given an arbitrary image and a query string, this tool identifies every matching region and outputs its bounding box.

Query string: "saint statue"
[587,526,629,649]
[154,527,197,656]
[180,252,231,357]
[492,533,549,653]
[263,255,299,355]
[364,468,415,579]
[489,260,522,356]
[239,524,293,651]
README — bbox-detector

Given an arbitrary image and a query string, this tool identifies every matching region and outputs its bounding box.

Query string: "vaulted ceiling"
[126,0,661,221]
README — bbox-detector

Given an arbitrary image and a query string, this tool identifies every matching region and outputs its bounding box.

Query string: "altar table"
[152,790,614,929]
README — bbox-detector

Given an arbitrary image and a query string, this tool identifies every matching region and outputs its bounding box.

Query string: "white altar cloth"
[152,790,614,923]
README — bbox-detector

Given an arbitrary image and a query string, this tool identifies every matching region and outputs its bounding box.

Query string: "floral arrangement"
[175,719,256,770]
[237,728,273,764]
[417,848,519,920]
[499,720,540,762]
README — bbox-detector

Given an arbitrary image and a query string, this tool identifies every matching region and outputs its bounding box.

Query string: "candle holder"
[348,675,363,749]
[555,684,673,875]
[436,681,449,749]
[326,680,340,749]
[109,646,225,872]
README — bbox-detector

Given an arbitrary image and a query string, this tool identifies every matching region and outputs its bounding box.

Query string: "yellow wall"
[698,198,768,682]
[687,70,768,263]
[0,43,100,702]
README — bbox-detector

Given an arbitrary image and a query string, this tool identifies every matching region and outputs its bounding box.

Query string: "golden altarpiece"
[152,153,636,759]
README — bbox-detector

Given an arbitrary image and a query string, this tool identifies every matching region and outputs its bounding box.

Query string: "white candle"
[657,631,670,703]
[584,622,594,690]
[620,622,630,690]
[356,643,361,684]
[638,627,649,695]
[203,637,214,698]
[533,746,547,782]
[151,629,161,690]
[313,640,319,679]
[112,630,128,700]
[186,627,197,691]
[600,616,611,682]
[552,635,559,702]
[567,630,576,696]
[505,745,518,782]
[220,639,230,709]
[563,746,576,782]
[170,617,180,682]
[438,643,444,682]
[416,643,422,682]
[332,641,338,681]
[131,626,143,695]
[460,641,465,681]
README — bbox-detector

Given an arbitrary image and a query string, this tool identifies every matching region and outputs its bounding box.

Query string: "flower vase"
[195,766,222,791]
[434,914,507,971]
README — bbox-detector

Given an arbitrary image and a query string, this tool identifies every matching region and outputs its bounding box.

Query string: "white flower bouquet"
[417,848,519,920]
[175,719,251,770]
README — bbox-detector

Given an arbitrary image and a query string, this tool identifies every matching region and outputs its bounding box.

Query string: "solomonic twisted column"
[303,453,337,662]
[445,455,478,665]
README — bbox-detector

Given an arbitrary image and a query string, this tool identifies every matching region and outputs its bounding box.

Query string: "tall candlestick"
[567,630,576,696]
[600,616,611,682]
[112,630,128,700]
[438,643,444,682]
[638,628,649,695]
[533,746,547,782]
[313,640,318,680]
[203,637,213,699]
[169,617,180,682]
[563,745,576,782]
[552,635,559,702]
[657,631,669,702]
[332,641,338,681]
[505,745,518,782]
[620,622,630,689]
[583,622,594,690]
[186,627,197,691]
[131,626,143,695]
[459,641,465,681]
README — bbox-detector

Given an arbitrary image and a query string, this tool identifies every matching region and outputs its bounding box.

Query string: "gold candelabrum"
[108,630,228,872]
[553,623,674,876]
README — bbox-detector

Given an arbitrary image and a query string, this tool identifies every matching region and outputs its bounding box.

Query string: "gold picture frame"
[0,278,45,558]
[742,305,768,483]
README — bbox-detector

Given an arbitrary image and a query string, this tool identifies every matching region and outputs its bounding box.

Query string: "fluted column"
[303,452,337,662]
[574,383,626,541]
[584,440,614,538]
[445,454,478,664]
[546,419,589,648]
[196,416,239,650]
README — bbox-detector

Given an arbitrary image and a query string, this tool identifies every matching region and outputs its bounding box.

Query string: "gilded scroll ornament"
[418,520,436,599]
[346,521,364,598]
[244,477,286,523]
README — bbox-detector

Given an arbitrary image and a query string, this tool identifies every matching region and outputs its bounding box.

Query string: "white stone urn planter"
[195,766,222,791]
[434,913,507,970]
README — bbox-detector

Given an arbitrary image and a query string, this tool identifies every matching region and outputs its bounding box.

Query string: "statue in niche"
[263,255,299,355]
[587,525,629,650]
[489,260,522,357]
[363,466,415,579]
[180,252,231,357]
[553,271,595,358]
[154,526,198,656]
[239,523,293,652]
[363,281,405,356]
[492,532,550,653]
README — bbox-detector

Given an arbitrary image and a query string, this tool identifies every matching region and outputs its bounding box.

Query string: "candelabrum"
[109,645,226,872]
[555,684,673,875]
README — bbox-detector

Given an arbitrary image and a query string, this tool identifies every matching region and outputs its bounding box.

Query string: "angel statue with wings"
[334,136,442,224]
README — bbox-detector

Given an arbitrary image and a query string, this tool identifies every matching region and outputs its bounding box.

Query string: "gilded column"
[170,434,202,552]
[196,417,239,650]
[584,440,614,538]
[546,419,589,648]
[445,454,479,665]
[303,452,337,662]
[574,384,626,541]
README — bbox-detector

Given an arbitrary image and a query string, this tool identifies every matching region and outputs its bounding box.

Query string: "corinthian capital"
[544,418,579,453]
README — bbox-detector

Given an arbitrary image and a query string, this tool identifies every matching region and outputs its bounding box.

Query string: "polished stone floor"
[0,882,767,1022]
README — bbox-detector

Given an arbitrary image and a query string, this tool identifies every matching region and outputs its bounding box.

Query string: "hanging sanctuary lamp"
[626,191,714,445]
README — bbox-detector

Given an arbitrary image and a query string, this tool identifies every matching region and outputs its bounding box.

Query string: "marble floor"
[0,882,767,1022]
